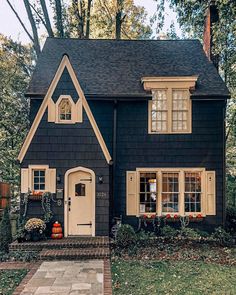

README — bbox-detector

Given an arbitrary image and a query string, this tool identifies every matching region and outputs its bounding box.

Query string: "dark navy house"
[19,38,230,236]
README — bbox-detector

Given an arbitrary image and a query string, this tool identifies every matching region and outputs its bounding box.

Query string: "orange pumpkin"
[53,222,61,227]
[51,233,63,239]
[52,227,62,234]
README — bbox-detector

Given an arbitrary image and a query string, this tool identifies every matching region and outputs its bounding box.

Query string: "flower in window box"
[151,214,156,219]
[166,214,171,219]
[143,214,147,219]
[197,213,203,219]
[189,214,193,219]
[174,214,179,219]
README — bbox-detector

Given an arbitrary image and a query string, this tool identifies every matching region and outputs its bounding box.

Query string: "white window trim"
[136,168,206,217]
[55,95,76,124]
[29,165,49,192]
[148,88,192,134]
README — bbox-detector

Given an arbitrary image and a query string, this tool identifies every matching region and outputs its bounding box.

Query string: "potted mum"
[25,218,46,241]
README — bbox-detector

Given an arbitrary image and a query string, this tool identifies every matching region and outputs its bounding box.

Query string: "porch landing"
[9,237,110,260]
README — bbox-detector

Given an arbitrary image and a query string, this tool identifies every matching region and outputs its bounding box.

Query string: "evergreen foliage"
[0,207,12,253]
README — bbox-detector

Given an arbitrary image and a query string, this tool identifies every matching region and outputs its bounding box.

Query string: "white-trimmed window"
[48,95,83,124]
[33,169,46,191]
[21,165,56,193]
[184,172,202,213]
[58,98,72,121]
[149,89,191,134]
[135,168,205,216]
[162,172,179,213]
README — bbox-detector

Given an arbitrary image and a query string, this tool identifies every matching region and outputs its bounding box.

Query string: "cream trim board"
[64,166,96,237]
[142,76,198,91]
[18,55,111,164]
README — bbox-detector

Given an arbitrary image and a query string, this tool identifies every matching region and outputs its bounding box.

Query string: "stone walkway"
[20,260,104,295]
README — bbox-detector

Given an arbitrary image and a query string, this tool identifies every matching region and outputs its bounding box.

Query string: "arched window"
[59,98,72,121]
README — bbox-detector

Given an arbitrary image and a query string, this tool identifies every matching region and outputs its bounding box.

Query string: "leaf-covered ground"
[112,259,236,295]
[0,269,28,295]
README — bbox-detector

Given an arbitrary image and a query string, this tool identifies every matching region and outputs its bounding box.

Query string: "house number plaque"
[97,192,107,199]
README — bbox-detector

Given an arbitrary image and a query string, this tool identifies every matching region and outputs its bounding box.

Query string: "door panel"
[68,170,93,236]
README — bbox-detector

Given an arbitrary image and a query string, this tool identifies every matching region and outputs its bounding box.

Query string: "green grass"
[0,269,28,295]
[112,259,236,295]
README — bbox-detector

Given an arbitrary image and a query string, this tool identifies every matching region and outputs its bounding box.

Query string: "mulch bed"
[111,239,236,266]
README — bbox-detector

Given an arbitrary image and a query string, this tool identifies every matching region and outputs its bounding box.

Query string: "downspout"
[110,100,117,225]
[222,101,227,227]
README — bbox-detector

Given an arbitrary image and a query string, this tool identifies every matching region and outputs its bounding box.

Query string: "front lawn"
[0,269,28,295]
[112,259,236,294]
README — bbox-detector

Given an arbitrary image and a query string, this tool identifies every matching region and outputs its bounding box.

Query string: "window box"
[29,191,43,201]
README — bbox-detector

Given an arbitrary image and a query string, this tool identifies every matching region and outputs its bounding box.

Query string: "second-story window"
[59,98,72,121]
[149,88,191,134]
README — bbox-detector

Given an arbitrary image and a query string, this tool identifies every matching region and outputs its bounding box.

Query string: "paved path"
[20,260,104,295]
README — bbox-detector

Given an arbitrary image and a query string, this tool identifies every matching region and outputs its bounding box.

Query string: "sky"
[0,0,182,45]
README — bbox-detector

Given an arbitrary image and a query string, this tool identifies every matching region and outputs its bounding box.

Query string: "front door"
[67,169,94,236]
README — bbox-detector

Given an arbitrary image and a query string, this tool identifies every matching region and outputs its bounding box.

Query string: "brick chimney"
[203,0,219,70]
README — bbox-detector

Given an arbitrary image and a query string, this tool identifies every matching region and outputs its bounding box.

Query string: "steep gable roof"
[18,55,112,164]
[26,38,229,98]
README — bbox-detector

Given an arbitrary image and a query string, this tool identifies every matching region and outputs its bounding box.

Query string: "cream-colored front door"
[68,170,93,236]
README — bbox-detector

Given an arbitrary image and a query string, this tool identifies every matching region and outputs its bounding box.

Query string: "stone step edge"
[39,248,110,260]
[9,241,110,251]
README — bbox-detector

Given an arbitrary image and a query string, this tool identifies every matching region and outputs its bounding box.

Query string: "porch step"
[9,237,110,253]
[39,247,110,260]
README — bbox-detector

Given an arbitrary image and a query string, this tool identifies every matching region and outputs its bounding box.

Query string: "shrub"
[211,227,233,246]
[116,224,137,248]
[161,225,177,239]
[0,207,12,252]
[178,227,201,239]
[226,206,236,234]
[136,229,156,246]
[194,229,210,238]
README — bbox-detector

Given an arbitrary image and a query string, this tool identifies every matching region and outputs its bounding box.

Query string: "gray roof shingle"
[26,38,229,98]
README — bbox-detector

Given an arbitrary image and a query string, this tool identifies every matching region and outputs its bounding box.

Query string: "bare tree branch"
[40,0,54,37]
[29,2,47,28]
[6,0,34,43]
[23,0,41,57]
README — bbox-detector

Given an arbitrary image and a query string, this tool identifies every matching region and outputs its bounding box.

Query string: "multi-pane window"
[150,89,191,133]
[59,98,72,121]
[184,172,201,212]
[139,173,157,213]
[162,173,179,213]
[151,90,168,132]
[172,90,189,132]
[33,170,45,191]
[137,169,204,215]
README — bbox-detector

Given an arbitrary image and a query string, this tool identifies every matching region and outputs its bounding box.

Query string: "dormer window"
[142,76,198,134]
[59,98,72,121]
[47,95,83,124]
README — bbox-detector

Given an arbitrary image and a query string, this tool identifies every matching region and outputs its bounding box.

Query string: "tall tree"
[23,0,41,56]
[54,0,65,37]
[40,0,54,37]
[168,0,236,205]
[0,35,34,185]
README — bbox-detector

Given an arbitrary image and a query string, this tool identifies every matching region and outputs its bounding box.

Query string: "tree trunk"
[115,0,124,39]
[40,0,54,37]
[55,0,64,37]
[23,0,41,57]
[85,0,92,38]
